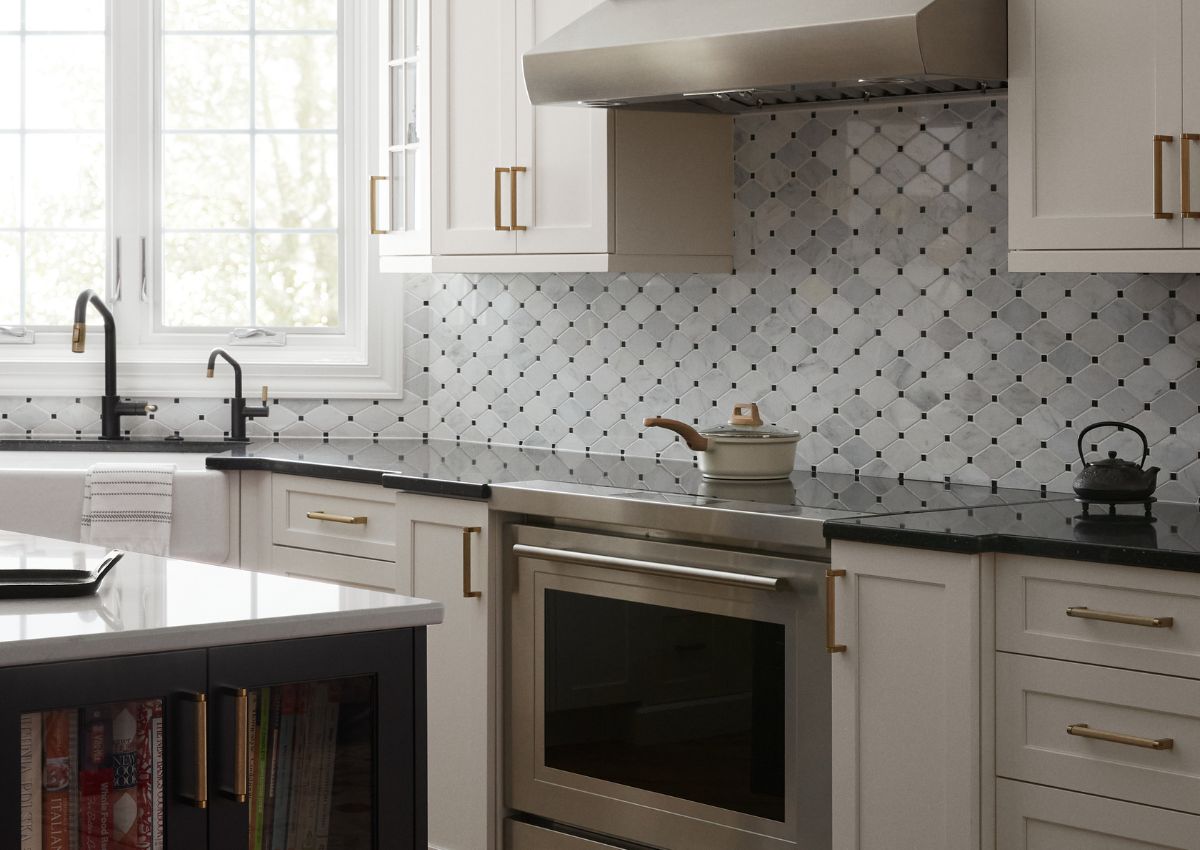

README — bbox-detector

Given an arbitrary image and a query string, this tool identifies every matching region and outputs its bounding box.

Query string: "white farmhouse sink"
[0,452,234,564]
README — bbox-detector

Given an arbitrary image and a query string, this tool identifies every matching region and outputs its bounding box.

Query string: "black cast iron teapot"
[1072,421,1160,502]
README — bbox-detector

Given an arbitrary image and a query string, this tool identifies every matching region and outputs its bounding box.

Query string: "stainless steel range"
[502,488,836,850]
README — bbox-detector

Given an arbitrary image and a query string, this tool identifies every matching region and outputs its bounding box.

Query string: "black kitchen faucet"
[206,348,269,442]
[71,289,157,440]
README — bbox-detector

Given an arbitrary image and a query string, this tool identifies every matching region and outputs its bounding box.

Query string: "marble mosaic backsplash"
[3,99,1200,501]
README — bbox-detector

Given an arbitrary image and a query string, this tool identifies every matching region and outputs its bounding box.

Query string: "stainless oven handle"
[512,543,787,591]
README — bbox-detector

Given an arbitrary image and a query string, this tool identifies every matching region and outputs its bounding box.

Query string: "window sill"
[0,338,402,399]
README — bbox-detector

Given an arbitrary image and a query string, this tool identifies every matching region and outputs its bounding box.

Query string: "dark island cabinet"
[0,628,427,850]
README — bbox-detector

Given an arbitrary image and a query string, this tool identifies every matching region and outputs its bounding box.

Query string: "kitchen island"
[0,530,441,850]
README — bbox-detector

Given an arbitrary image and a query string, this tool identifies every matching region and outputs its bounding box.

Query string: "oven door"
[507,525,830,850]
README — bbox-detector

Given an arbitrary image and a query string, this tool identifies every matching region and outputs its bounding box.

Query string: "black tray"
[0,550,123,599]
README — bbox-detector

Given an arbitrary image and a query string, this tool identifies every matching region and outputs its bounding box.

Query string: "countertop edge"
[206,455,490,499]
[825,521,1200,573]
[0,602,445,669]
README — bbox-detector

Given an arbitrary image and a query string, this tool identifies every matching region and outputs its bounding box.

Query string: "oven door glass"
[543,589,786,821]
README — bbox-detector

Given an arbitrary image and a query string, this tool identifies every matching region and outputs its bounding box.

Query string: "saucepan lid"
[699,403,800,440]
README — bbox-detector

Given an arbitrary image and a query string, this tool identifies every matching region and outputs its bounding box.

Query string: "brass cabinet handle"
[1067,723,1174,751]
[1183,134,1200,219]
[510,166,527,231]
[826,569,846,653]
[1066,606,1173,628]
[1154,134,1175,219]
[182,692,208,808]
[495,167,511,231]
[463,526,482,598]
[369,175,386,235]
[232,688,248,803]
[306,511,368,525]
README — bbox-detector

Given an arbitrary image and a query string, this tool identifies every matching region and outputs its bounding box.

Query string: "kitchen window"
[0,0,399,398]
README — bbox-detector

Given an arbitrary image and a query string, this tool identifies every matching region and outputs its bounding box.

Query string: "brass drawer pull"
[1154,134,1175,219]
[826,569,846,653]
[1067,723,1174,751]
[1183,134,1200,219]
[232,688,248,803]
[306,511,368,525]
[495,167,511,231]
[510,166,527,231]
[1066,606,1173,628]
[369,175,386,235]
[463,526,482,598]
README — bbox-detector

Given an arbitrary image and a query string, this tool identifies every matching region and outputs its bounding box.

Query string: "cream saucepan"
[644,403,800,480]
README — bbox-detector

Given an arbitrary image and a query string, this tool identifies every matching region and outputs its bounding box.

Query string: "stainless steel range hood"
[523,0,1007,113]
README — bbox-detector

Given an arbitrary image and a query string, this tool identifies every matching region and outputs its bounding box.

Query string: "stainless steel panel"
[523,0,1007,110]
[506,524,830,850]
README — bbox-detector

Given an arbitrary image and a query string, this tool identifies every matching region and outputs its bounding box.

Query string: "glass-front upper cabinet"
[374,0,430,258]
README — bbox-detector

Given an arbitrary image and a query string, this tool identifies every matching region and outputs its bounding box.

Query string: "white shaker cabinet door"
[396,494,494,850]
[1009,0,1183,250]
[829,541,985,850]
[1183,1,1200,246]
[513,0,612,255]
[431,0,518,255]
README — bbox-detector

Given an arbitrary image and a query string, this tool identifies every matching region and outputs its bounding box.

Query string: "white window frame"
[0,0,400,399]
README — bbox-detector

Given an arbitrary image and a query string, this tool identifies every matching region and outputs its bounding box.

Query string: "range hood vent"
[524,0,1008,113]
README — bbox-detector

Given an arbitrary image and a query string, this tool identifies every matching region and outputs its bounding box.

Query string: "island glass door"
[0,649,208,850]
[207,630,425,850]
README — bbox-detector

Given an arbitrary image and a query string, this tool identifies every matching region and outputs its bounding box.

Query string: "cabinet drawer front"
[996,555,1200,678]
[271,544,399,592]
[997,779,1200,849]
[997,654,1200,814]
[271,476,397,561]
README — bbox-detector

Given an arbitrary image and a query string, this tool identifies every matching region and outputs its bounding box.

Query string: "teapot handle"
[1077,421,1149,469]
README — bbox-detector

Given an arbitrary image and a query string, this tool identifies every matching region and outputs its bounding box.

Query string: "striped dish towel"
[80,463,176,556]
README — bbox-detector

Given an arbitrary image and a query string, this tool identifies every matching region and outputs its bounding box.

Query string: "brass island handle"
[1066,606,1173,629]
[180,692,208,809]
[306,511,368,525]
[232,688,248,803]
[1068,723,1174,751]
[463,526,482,599]
[1154,134,1175,219]
[826,569,847,653]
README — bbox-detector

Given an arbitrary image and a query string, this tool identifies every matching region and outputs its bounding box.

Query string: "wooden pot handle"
[643,417,710,451]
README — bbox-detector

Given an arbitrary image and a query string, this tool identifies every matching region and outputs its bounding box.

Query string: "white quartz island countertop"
[0,530,444,668]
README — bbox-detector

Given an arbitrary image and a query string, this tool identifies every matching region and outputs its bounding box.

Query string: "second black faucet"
[206,348,269,442]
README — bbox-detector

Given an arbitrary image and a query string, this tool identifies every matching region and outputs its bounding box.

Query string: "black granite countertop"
[825,499,1200,572]
[20,436,1194,570]
[202,438,1070,515]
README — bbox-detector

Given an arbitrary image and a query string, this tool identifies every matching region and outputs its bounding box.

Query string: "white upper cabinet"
[1008,0,1200,271]
[374,0,733,274]
[513,0,611,256]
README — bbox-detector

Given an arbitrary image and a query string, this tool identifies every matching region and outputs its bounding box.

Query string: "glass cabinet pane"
[390,152,406,233]
[21,699,166,849]
[245,676,374,850]
[382,0,421,242]
[390,66,406,149]
[390,0,417,61]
